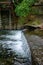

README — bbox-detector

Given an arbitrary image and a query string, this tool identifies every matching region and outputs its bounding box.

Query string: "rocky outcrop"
[25,34,43,65]
[38,24,43,30]
[20,25,41,31]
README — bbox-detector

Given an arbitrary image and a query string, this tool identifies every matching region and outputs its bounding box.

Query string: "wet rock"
[25,34,43,65]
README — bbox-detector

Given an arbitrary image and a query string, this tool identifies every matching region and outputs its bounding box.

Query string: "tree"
[11,0,39,29]
[14,0,37,17]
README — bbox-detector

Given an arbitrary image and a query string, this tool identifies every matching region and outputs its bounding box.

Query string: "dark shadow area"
[20,25,40,31]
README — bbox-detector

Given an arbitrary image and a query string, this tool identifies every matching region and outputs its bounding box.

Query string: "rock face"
[25,34,43,65]
[21,25,40,31]
[38,24,43,30]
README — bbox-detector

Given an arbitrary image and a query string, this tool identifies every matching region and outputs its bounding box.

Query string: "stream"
[0,30,32,65]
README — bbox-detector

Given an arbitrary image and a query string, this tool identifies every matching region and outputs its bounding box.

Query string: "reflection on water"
[0,30,32,65]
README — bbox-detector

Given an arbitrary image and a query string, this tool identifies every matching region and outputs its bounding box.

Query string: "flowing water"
[0,30,32,65]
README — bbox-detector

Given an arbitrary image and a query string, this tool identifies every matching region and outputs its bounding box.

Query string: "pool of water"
[0,30,32,65]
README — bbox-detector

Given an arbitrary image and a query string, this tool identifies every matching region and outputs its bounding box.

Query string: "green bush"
[15,0,37,17]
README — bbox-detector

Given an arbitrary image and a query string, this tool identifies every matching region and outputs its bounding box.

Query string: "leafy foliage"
[14,0,37,17]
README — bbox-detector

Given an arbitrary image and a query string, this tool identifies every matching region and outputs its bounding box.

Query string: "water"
[0,30,32,65]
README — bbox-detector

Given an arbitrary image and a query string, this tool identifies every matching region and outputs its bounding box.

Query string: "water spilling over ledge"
[0,30,32,65]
